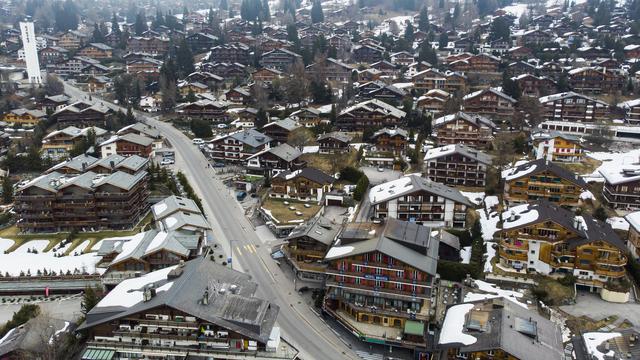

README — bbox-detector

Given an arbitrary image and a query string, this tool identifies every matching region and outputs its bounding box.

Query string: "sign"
[364,274,389,281]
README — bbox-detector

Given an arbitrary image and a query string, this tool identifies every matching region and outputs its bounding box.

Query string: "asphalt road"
[62,83,361,360]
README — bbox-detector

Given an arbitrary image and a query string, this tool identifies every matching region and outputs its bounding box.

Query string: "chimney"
[202,287,209,305]
[110,160,115,169]
[509,211,516,222]
[573,216,582,231]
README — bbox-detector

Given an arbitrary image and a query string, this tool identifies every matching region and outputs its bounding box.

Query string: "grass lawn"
[536,277,575,305]
[261,198,322,224]
[301,151,358,174]
[560,157,601,177]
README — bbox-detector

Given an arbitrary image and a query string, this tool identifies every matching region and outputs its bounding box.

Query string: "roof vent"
[143,284,156,302]
[202,286,209,305]
[230,284,238,294]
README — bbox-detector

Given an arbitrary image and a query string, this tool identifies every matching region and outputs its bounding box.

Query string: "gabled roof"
[152,195,202,221]
[339,99,407,119]
[77,257,279,344]
[538,91,609,106]
[434,111,497,129]
[463,88,517,103]
[227,129,272,148]
[317,131,352,143]
[424,144,493,165]
[372,127,409,139]
[286,213,341,246]
[274,167,335,185]
[117,122,162,139]
[369,174,472,206]
[502,158,588,188]
[262,118,300,132]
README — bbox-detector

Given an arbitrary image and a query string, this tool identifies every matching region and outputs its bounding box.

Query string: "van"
[192,138,204,145]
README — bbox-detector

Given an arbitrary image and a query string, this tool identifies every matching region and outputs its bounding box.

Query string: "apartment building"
[176,100,228,122]
[502,159,588,206]
[209,43,251,64]
[126,57,163,83]
[99,133,154,158]
[438,298,563,360]
[371,128,408,156]
[567,67,625,94]
[496,201,627,289]
[3,108,46,126]
[531,131,585,163]
[336,99,406,131]
[323,219,440,350]
[412,68,466,95]
[462,88,516,122]
[245,143,306,177]
[539,91,609,123]
[416,89,450,117]
[41,126,108,160]
[76,43,113,59]
[306,57,355,84]
[53,101,112,128]
[259,48,302,71]
[207,129,272,163]
[433,112,496,150]
[424,144,493,187]
[126,36,170,56]
[15,167,149,233]
[261,118,300,145]
[270,167,335,202]
[599,163,640,211]
[317,132,352,154]
[512,74,558,98]
[369,174,471,228]
[77,258,298,360]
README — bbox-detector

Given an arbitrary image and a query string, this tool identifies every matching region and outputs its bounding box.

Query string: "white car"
[192,138,205,145]
[160,158,175,165]
[217,123,228,129]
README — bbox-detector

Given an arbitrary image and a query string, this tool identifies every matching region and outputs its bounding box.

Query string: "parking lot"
[360,166,404,185]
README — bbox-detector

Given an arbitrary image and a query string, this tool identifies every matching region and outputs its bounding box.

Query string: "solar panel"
[514,317,538,338]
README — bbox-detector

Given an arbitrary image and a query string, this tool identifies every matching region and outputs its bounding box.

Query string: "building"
[531,131,585,162]
[259,48,302,71]
[437,297,563,360]
[3,108,46,126]
[433,112,496,150]
[209,43,251,64]
[207,129,272,163]
[20,21,42,84]
[512,74,557,98]
[53,101,112,127]
[538,92,609,123]
[625,211,640,259]
[617,98,640,124]
[77,42,113,59]
[371,127,408,156]
[462,88,516,122]
[15,167,149,233]
[126,57,163,83]
[317,132,352,154]
[126,36,170,56]
[502,159,588,206]
[270,167,335,202]
[245,143,306,177]
[185,32,219,53]
[176,100,228,122]
[572,329,640,360]
[152,195,210,235]
[416,89,450,117]
[567,67,625,94]
[0,315,73,359]
[281,214,342,281]
[77,257,298,360]
[369,174,471,228]
[38,94,70,112]
[336,99,406,131]
[352,44,384,63]
[41,126,108,159]
[99,133,154,158]
[39,45,69,65]
[323,219,440,350]
[496,201,627,289]
[261,118,300,145]
[412,68,466,95]
[599,162,640,211]
[306,57,354,84]
[424,144,493,187]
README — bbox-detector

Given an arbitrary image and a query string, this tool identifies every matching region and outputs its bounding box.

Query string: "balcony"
[594,265,626,278]
[325,279,431,300]
[342,300,429,321]
[500,239,529,251]
[595,254,627,266]
[500,251,528,262]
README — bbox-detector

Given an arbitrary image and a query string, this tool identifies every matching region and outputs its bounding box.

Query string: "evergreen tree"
[311,0,324,23]
[262,0,271,21]
[489,16,511,41]
[255,108,268,128]
[152,8,165,29]
[81,286,100,316]
[502,73,521,100]
[2,176,12,204]
[418,7,429,32]
[220,0,229,10]
[438,32,448,49]
[111,13,122,38]
[404,23,415,43]
[134,11,148,35]
[176,39,195,77]
[91,23,105,43]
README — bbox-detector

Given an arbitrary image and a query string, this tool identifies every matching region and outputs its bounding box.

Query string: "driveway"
[560,292,640,330]
[360,166,404,185]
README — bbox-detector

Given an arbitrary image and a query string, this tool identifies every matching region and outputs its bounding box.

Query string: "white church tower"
[19,21,42,84]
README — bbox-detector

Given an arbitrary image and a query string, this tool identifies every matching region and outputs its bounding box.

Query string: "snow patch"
[326,245,354,259]
[607,217,629,231]
[582,332,621,360]
[460,246,472,264]
[97,266,177,308]
[438,303,477,345]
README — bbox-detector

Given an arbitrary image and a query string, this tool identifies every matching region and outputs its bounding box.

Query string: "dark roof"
[502,158,588,188]
[274,167,335,184]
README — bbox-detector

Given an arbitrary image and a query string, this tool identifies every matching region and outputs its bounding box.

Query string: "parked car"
[213,162,225,168]
[217,123,228,129]
[236,191,247,201]
[160,158,175,165]
[192,138,204,145]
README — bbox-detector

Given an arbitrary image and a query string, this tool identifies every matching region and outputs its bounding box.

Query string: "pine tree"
[81,286,100,316]
[220,0,228,10]
[418,7,429,32]
[134,11,148,35]
[2,176,13,204]
[311,0,324,23]
[111,13,122,37]
[176,39,195,77]
[152,8,165,29]
[404,23,415,43]
[91,23,105,43]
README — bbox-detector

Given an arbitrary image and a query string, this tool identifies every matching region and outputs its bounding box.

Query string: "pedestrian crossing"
[355,350,384,360]
[235,244,257,256]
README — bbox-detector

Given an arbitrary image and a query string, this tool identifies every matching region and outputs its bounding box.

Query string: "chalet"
[260,48,302,71]
[625,212,640,259]
[178,81,209,96]
[531,131,585,163]
[599,162,640,211]
[336,99,406,131]
[39,46,68,65]
[390,51,415,67]
[438,298,563,360]
[53,101,112,127]
[369,174,471,228]
[126,36,170,56]
[38,94,70,112]
[624,44,640,59]
[424,144,493,187]
[317,132,352,154]
[412,68,466,95]
[261,118,300,145]
[572,329,640,360]
[42,126,108,159]
[270,167,335,202]
[252,67,283,84]
[185,32,218,52]
[496,201,627,289]
[538,92,608,123]
[517,29,554,46]
[371,127,409,156]
[99,133,154,158]
[505,60,537,77]
[3,108,46,126]
[126,57,163,83]
[50,56,101,76]
[567,67,625,94]
[433,112,497,150]
[352,44,384,63]
[207,129,272,163]
[209,43,251,64]
[290,107,322,127]
[512,74,558,98]
[305,58,354,84]
[76,43,113,59]
[185,71,224,86]
[462,88,516,122]
[58,30,85,50]
[370,60,398,78]
[323,218,440,350]
[506,46,533,60]
[359,83,408,102]
[117,123,164,150]
[245,143,305,177]
[177,100,228,122]
[502,158,588,206]
[224,87,251,105]
[416,89,450,116]
[618,98,640,124]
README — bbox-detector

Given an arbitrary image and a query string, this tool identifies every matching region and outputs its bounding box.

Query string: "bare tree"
[287,127,315,150]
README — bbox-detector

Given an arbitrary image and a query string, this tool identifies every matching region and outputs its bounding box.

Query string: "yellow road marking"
[235,246,243,256]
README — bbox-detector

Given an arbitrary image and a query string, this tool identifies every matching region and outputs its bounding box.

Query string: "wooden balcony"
[594,267,626,278]
[325,279,431,299]
[343,300,429,322]
[499,240,529,251]
[500,251,528,262]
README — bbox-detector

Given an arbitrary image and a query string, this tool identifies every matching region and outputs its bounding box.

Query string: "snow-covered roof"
[582,332,622,360]
[368,174,471,206]
[438,303,477,345]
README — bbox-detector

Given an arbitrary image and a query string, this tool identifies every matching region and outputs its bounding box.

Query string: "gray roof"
[78,257,279,344]
[162,211,211,232]
[502,158,588,188]
[267,143,302,162]
[104,229,200,266]
[47,154,99,173]
[263,118,300,132]
[326,218,440,275]
[286,213,342,246]
[152,195,202,221]
[93,171,147,191]
[118,133,154,146]
[228,129,272,148]
[372,127,409,140]
[424,144,493,165]
[438,297,564,360]
[116,155,149,172]
[0,316,73,357]
[317,131,352,143]
[434,111,497,130]
[369,174,472,207]
[117,122,162,139]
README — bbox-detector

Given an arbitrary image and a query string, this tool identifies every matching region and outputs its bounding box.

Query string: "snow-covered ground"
[374,15,414,36]
[477,209,500,241]
[584,148,640,182]
[0,238,104,276]
[464,280,527,308]
[460,246,472,264]
[500,3,530,17]
[460,191,485,205]
[484,242,496,273]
